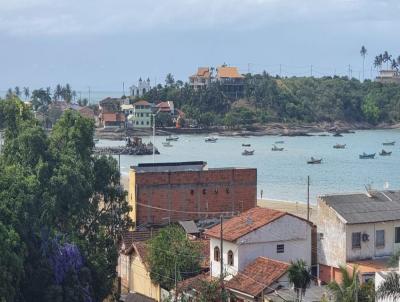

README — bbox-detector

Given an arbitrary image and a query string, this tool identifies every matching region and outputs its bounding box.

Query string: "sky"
[0,0,399,93]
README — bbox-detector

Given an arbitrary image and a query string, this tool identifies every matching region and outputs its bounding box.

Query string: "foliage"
[196,279,232,302]
[0,98,131,301]
[287,259,311,302]
[388,249,400,268]
[147,226,201,290]
[376,272,400,301]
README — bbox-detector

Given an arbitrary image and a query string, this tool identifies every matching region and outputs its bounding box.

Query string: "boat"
[166,136,179,141]
[359,152,375,159]
[333,144,346,149]
[242,143,251,147]
[94,138,99,143]
[307,157,322,164]
[162,141,173,147]
[379,149,392,156]
[333,132,343,137]
[382,141,395,146]
[275,141,284,144]
[205,137,218,143]
[242,149,255,156]
[271,145,284,151]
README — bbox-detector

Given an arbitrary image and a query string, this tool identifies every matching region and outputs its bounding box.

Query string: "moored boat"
[333,132,343,137]
[166,135,179,141]
[379,149,392,156]
[307,157,322,164]
[271,145,284,151]
[382,141,395,146]
[162,141,173,147]
[242,149,255,156]
[242,143,251,147]
[205,136,218,143]
[275,141,284,144]
[359,152,375,159]
[333,144,346,149]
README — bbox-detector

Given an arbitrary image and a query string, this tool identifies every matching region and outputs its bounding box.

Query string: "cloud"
[0,0,399,36]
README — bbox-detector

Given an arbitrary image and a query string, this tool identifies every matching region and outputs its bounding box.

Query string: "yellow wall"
[128,169,136,227]
[130,254,161,301]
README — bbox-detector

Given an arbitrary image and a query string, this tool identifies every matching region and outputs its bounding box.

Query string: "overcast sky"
[0,0,399,92]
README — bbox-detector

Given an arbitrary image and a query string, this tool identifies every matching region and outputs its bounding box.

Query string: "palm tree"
[376,272,400,301]
[288,259,311,302]
[391,59,398,71]
[360,46,367,81]
[374,56,383,71]
[328,265,360,302]
[23,87,30,100]
[14,86,21,97]
[383,51,392,70]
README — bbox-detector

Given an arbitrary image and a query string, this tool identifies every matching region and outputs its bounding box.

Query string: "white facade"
[129,102,152,128]
[130,78,151,97]
[209,214,312,279]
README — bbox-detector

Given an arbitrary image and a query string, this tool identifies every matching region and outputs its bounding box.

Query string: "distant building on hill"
[128,100,152,128]
[98,97,125,128]
[216,65,245,99]
[189,67,212,90]
[376,69,400,84]
[128,161,257,227]
[130,78,151,97]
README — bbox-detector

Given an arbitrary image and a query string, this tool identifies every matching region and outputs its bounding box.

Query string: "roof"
[190,67,211,79]
[125,292,156,302]
[121,104,134,110]
[320,190,400,224]
[177,273,213,293]
[131,161,207,173]
[101,112,125,122]
[347,258,390,274]
[134,100,151,106]
[205,207,287,242]
[121,229,159,249]
[217,66,244,79]
[179,220,199,234]
[226,257,289,297]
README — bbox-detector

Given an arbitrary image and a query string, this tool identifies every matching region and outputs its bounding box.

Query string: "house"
[216,65,245,99]
[128,100,152,128]
[204,207,313,280]
[189,67,212,90]
[317,190,400,284]
[130,78,151,97]
[99,97,125,128]
[128,161,257,227]
[376,70,400,84]
[155,101,174,115]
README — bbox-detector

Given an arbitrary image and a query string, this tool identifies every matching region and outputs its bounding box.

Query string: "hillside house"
[128,100,152,128]
[216,65,245,99]
[376,70,400,84]
[99,97,125,128]
[317,190,400,284]
[204,207,313,279]
[189,67,212,90]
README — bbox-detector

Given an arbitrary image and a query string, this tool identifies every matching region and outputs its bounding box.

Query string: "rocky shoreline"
[95,121,400,140]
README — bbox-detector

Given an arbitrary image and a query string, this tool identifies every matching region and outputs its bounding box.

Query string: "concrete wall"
[129,168,257,226]
[317,199,347,268]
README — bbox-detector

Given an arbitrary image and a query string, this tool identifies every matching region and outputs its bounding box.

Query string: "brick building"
[128,161,257,227]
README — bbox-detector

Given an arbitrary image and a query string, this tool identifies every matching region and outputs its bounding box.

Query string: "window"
[141,113,144,117]
[141,121,144,125]
[376,230,385,247]
[146,121,149,125]
[352,232,361,249]
[214,246,220,262]
[228,250,234,266]
[395,227,400,243]
[136,121,139,125]
[277,244,284,253]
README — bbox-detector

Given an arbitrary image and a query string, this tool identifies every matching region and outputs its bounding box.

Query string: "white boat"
[162,141,173,147]
[205,136,218,143]
[166,136,179,141]
[242,149,255,156]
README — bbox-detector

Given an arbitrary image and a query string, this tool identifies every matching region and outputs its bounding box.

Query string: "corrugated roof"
[226,257,289,297]
[179,220,199,234]
[320,190,400,224]
[217,66,244,79]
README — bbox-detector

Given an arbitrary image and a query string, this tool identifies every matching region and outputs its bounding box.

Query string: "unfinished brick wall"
[130,168,257,226]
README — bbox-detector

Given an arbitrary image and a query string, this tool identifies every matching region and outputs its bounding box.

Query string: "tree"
[362,95,380,124]
[14,86,21,97]
[23,86,30,100]
[165,73,175,86]
[383,51,392,70]
[376,272,400,301]
[360,46,367,81]
[288,259,311,302]
[328,265,361,302]
[148,226,201,290]
[374,56,382,70]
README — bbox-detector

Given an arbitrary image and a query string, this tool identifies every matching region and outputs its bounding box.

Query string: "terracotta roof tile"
[226,257,289,297]
[134,100,151,106]
[217,66,244,79]
[204,207,286,242]
[177,272,213,293]
[190,67,211,79]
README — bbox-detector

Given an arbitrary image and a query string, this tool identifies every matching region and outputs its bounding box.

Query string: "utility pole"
[279,64,282,77]
[220,215,224,284]
[88,86,91,105]
[310,65,313,77]
[118,153,121,185]
[348,65,351,79]
[122,82,125,96]
[174,258,178,302]
[152,113,156,163]
[307,176,310,222]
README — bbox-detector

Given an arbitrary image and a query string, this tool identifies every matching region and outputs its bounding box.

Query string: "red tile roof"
[205,207,286,242]
[190,67,211,79]
[134,100,151,106]
[226,257,289,297]
[177,272,213,293]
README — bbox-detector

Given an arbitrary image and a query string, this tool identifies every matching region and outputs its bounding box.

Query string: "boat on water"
[275,141,284,144]
[166,136,179,141]
[382,141,395,146]
[271,145,284,151]
[205,137,218,143]
[333,144,346,149]
[359,152,375,159]
[307,157,322,164]
[379,149,392,156]
[242,149,255,156]
[94,138,99,143]
[242,143,251,147]
[162,141,173,147]
[333,132,343,137]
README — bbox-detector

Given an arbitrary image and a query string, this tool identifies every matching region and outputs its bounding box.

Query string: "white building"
[318,190,400,284]
[130,78,151,97]
[128,100,152,128]
[204,207,312,279]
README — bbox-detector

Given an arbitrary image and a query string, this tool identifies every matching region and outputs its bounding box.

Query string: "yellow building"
[119,241,161,301]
